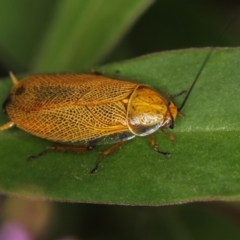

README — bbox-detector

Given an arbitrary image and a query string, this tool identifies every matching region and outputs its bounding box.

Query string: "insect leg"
[148,135,171,157]
[170,90,187,98]
[160,129,175,141]
[91,142,124,174]
[0,121,15,131]
[27,146,55,161]
[27,144,93,161]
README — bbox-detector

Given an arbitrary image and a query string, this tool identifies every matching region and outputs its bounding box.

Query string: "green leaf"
[31,0,153,72]
[0,0,152,72]
[0,48,239,205]
[0,0,58,72]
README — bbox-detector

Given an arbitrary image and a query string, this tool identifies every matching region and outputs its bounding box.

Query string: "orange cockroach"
[0,50,212,173]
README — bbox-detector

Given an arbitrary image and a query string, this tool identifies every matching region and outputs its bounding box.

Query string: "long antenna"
[178,17,235,112]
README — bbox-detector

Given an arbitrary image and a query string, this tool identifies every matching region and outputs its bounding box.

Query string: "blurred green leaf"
[0,48,239,205]
[0,0,59,72]
[0,0,152,72]
[31,0,153,72]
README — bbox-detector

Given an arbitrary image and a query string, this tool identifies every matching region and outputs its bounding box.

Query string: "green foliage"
[1,1,240,239]
[0,48,239,205]
[0,0,153,72]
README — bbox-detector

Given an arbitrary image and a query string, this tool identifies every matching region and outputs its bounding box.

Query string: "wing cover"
[6,74,137,143]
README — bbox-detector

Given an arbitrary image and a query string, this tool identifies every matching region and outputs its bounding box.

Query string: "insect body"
[0,58,208,173]
[3,73,177,142]
[0,72,180,172]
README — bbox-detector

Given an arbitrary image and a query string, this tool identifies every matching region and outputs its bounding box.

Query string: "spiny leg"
[91,142,124,174]
[27,146,56,160]
[27,144,95,161]
[28,141,123,173]
[148,135,170,157]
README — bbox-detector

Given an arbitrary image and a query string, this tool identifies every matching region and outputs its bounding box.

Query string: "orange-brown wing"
[10,74,137,109]
[9,101,129,143]
[6,74,137,143]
